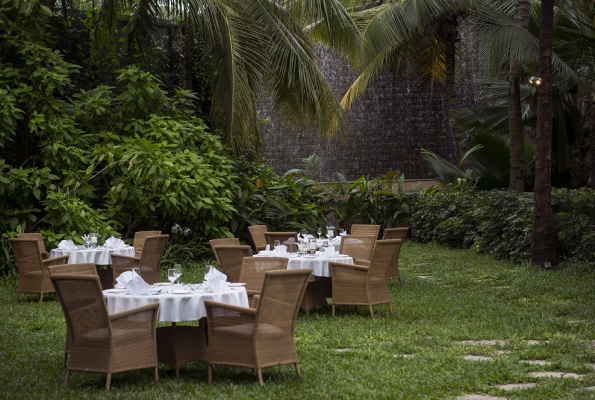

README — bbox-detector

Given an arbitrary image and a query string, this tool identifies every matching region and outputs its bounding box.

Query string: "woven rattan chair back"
[339,235,376,261]
[50,274,159,390]
[239,257,288,293]
[255,269,311,334]
[17,233,49,259]
[368,239,402,281]
[212,245,253,283]
[383,227,409,241]
[264,232,298,250]
[133,230,161,256]
[48,263,98,366]
[137,234,169,284]
[9,238,69,302]
[350,224,381,239]
[209,238,241,265]
[248,225,268,252]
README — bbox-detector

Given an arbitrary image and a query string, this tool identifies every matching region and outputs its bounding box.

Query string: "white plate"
[304,255,317,259]
[105,289,126,293]
[170,289,192,294]
[153,282,173,286]
[228,283,246,287]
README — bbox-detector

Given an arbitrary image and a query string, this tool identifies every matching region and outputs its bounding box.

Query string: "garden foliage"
[411,188,595,263]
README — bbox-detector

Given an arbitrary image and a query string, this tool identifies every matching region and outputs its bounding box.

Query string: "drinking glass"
[339,228,346,235]
[168,269,177,286]
[174,264,183,285]
[326,226,334,239]
[90,232,98,247]
[316,227,322,239]
[132,267,141,278]
[274,240,281,249]
[300,229,307,238]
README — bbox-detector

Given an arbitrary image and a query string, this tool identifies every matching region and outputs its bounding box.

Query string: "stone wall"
[258,38,480,181]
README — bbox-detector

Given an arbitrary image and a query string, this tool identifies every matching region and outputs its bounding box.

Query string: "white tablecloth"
[255,252,353,277]
[103,286,249,322]
[50,246,135,265]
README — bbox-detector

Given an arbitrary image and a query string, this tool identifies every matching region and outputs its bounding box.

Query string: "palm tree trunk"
[531,0,557,267]
[508,0,532,192]
[590,96,595,189]
[183,20,194,91]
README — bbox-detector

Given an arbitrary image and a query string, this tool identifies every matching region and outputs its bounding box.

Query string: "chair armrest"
[109,302,160,321]
[330,261,369,272]
[43,255,69,267]
[111,254,140,265]
[330,262,369,281]
[353,259,370,266]
[251,294,260,309]
[110,303,159,340]
[205,300,257,332]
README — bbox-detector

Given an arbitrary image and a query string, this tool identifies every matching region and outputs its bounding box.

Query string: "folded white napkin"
[272,245,289,257]
[115,271,135,286]
[125,274,151,295]
[203,266,228,293]
[258,244,274,256]
[105,236,126,249]
[321,246,337,258]
[57,240,77,250]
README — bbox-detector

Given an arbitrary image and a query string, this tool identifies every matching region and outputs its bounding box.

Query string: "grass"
[1,242,595,399]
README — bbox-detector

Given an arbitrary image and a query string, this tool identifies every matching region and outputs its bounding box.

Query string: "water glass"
[90,232,98,246]
[168,269,177,285]
[174,264,183,284]
[274,240,281,249]
[132,267,141,277]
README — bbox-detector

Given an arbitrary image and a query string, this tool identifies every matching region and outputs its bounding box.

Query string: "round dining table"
[50,245,135,265]
[103,284,249,376]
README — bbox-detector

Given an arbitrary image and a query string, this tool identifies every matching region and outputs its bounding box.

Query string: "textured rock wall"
[258,38,480,181]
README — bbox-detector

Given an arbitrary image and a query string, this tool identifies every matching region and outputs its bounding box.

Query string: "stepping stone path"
[394,354,415,358]
[457,396,506,400]
[495,383,536,391]
[520,360,551,366]
[528,372,584,379]
[417,275,431,279]
[527,340,550,345]
[583,386,595,391]
[334,348,354,353]
[493,350,511,356]
[456,340,507,346]
[568,320,585,324]
[463,355,494,361]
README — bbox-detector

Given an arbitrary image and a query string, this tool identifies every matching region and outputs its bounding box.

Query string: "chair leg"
[369,305,374,318]
[63,352,68,368]
[64,369,71,387]
[39,292,43,302]
[399,277,402,286]
[207,364,213,384]
[256,368,263,386]
[389,302,393,314]
[105,373,111,391]
[15,292,19,302]
[175,367,180,378]
[154,366,159,382]
[294,363,301,376]
[332,304,335,316]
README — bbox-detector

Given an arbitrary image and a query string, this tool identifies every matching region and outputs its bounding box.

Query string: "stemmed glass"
[316,227,322,240]
[168,269,177,288]
[174,264,183,286]
[300,229,307,239]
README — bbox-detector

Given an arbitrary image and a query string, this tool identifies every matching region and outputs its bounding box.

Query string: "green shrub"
[411,188,595,263]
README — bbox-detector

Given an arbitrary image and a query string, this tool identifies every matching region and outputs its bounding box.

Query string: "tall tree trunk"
[508,0,532,192]
[590,96,595,189]
[183,20,194,91]
[531,0,557,267]
[442,15,467,167]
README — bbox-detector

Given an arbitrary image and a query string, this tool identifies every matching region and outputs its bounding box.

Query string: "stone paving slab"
[527,340,550,345]
[457,395,506,400]
[520,360,551,366]
[582,386,595,391]
[528,372,584,379]
[463,355,494,361]
[493,350,512,356]
[456,340,507,346]
[394,354,415,358]
[495,383,536,391]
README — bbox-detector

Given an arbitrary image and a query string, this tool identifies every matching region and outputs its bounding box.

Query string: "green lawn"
[2,242,595,399]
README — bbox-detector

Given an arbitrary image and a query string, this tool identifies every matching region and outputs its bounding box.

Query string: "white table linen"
[255,252,353,277]
[103,286,249,322]
[49,246,135,265]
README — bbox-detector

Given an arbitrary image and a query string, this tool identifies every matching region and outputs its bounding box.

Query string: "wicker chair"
[132,230,161,258]
[350,224,381,239]
[48,263,98,367]
[239,257,288,305]
[339,234,376,262]
[111,234,169,285]
[212,245,253,283]
[248,225,268,252]
[383,227,409,241]
[17,233,50,259]
[205,268,312,386]
[264,232,298,250]
[209,238,241,265]
[9,238,69,302]
[50,274,159,390]
[330,239,402,318]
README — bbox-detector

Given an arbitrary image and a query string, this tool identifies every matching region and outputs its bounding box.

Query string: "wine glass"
[316,227,322,239]
[300,229,307,239]
[339,228,346,236]
[132,267,141,278]
[174,264,183,285]
[273,240,281,249]
[168,269,177,287]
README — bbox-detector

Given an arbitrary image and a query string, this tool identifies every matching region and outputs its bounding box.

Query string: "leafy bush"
[411,188,595,263]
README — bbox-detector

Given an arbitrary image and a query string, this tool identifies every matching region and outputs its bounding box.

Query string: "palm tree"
[92,0,362,153]
[531,0,556,267]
